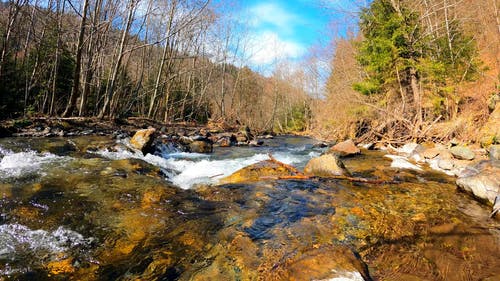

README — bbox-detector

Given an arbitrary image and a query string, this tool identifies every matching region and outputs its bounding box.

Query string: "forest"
[0,0,499,144]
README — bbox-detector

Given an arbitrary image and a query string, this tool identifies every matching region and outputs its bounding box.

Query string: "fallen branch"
[267,153,304,176]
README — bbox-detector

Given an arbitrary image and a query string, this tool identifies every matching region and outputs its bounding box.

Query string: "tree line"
[315,0,500,143]
[0,0,312,132]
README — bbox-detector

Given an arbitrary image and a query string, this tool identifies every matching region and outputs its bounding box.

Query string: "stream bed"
[1,136,500,280]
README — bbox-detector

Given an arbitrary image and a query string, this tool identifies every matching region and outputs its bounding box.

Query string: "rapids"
[0,136,500,280]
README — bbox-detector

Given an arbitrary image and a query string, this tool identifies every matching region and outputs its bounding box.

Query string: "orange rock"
[130,128,156,154]
[47,258,75,275]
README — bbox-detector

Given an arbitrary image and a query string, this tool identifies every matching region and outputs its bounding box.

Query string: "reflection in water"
[0,136,499,280]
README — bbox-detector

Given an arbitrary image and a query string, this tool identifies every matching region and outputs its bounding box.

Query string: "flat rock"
[219,160,297,184]
[385,155,423,171]
[456,164,500,205]
[450,146,475,160]
[328,139,360,157]
[304,154,350,177]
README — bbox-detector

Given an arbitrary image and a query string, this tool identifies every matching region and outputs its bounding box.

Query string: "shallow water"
[0,136,499,280]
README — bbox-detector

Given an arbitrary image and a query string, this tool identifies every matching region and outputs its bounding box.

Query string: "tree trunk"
[98,0,136,119]
[148,0,177,118]
[62,0,89,117]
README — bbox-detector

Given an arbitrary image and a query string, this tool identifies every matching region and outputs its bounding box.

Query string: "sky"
[237,0,333,69]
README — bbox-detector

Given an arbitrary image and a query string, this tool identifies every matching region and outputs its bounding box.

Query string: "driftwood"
[265,153,398,185]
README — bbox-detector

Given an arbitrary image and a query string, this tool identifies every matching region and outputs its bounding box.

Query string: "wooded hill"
[0,0,311,132]
[314,0,500,145]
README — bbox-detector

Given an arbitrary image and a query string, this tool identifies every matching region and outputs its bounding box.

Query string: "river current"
[0,136,499,280]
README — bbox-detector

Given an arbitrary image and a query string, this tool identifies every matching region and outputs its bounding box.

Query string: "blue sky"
[237,0,333,67]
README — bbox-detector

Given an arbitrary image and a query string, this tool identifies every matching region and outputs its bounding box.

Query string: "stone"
[220,159,297,184]
[480,103,500,146]
[450,146,475,160]
[304,154,350,177]
[328,139,360,157]
[396,143,422,156]
[438,159,454,171]
[189,140,213,153]
[385,155,423,171]
[236,135,248,143]
[456,164,500,205]
[312,142,329,148]
[216,136,232,147]
[249,139,264,147]
[130,128,156,155]
[421,148,441,159]
[490,145,500,161]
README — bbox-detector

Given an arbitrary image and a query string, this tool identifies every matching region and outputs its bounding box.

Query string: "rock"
[312,142,328,148]
[328,139,360,157]
[249,139,264,147]
[396,143,422,156]
[490,145,500,161]
[450,146,475,160]
[421,148,442,159]
[130,128,156,154]
[438,159,454,171]
[304,154,350,177]
[236,134,248,143]
[189,140,213,153]
[216,136,232,147]
[359,143,375,150]
[456,163,500,205]
[259,134,274,139]
[220,159,297,184]
[385,155,423,171]
[480,103,500,146]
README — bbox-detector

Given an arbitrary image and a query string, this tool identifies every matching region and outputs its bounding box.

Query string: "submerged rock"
[328,139,361,157]
[130,128,156,155]
[189,140,213,153]
[456,163,500,205]
[304,154,350,177]
[450,146,475,160]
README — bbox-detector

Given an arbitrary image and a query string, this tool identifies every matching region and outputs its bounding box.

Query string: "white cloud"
[248,3,302,34]
[246,31,305,66]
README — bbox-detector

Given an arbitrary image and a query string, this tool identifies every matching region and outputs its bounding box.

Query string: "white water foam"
[0,147,66,178]
[0,223,92,260]
[315,270,365,281]
[96,145,308,189]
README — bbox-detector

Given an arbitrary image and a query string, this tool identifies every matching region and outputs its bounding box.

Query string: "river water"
[0,136,499,280]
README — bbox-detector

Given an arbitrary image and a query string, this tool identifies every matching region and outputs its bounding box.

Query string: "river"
[0,135,499,280]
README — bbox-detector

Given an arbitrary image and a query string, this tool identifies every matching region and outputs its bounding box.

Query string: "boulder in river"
[456,162,500,205]
[130,128,156,155]
[220,159,299,184]
[327,139,360,157]
[304,154,350,177]
[189,140,213,153]
[450,146,475,160]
